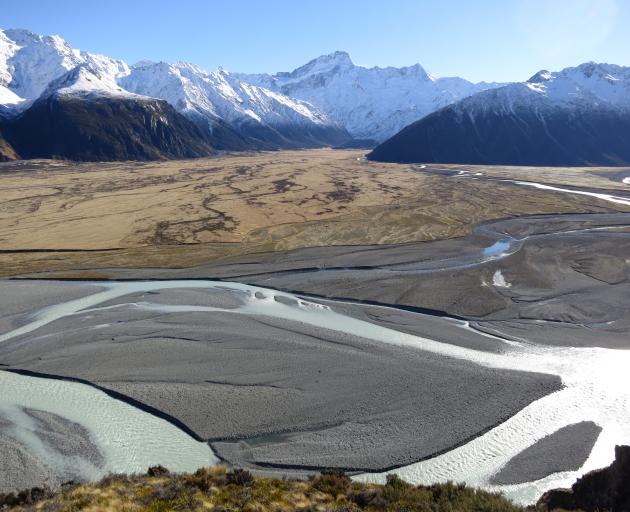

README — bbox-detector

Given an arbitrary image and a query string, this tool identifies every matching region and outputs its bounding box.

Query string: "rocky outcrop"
[0,129,18,161]
[538,445,630,511]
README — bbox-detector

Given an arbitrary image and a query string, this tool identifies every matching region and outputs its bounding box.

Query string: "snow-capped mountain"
[369,62,630,166]
[2,27,630,165]
[0,29,349,154]
[39,63,136,99]
[519,62,630,110]
[0,28,129,101]
[3,61,214,161]
[239,51,502,141]
[0,40,213,161]
[120,61,349,149]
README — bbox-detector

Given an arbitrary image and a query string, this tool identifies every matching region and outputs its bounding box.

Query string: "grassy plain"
[0,149,627,276]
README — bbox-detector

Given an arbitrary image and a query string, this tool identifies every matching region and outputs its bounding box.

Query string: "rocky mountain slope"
[3,65,213,161]
[368,62,630,166]
[539,445,630,511]
[121,61,349,149]
[0,129,17,161]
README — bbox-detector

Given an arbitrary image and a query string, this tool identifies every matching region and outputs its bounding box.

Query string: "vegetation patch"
[0,465,531,512]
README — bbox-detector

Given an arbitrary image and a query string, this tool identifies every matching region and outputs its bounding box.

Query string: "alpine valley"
[4,16,630,512]
[0,28,502,161]
[3,28,629,165]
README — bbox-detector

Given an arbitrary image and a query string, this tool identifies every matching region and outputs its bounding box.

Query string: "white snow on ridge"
[0,83,22,105]
[0,28,130,102]
[2,28,630,143]
[238,51,503,141]
[120,60,330,132]
[527,63,630,109]
[0,28,330,135]
[458,62,630,117]
[40,64,138,99]
[0,30,20,87]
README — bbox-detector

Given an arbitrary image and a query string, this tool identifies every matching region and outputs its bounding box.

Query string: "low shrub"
[0,465,525,512]
[347,488,386,508]
[312,469,351,497]
[0,487,52,508]
[381,474,413,503]
[226,469,254,487]
[147,465,170,478]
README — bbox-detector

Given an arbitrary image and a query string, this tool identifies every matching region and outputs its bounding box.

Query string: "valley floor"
[1,150,630,504]
[0,149,628,277]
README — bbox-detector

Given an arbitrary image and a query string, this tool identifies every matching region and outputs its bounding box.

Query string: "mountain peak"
[40,63,132,99]
[3,28,71,52]
[316,51,353,66]
[3,28,40,42]
[527,70,552,83]
[285,51,354,78]
[132,59,158,69]
[571,61,624,80]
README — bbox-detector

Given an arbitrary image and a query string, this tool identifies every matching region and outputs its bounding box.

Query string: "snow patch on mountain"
[0,84,22,105]
[120,60,331,133]
[40,64,138,99]
[460,62,630,115]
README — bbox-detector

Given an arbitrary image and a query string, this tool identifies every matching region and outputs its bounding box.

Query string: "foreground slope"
[369,63,630,166]
[0,467,523,512]
[4,447,626,511]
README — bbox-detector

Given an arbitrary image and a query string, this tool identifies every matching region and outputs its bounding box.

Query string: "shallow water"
[503,179,630,206]
[0,369,217,482]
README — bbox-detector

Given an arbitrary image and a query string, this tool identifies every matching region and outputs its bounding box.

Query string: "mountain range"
[368,63,630,166]
[1,28,629,165]
[237,51,500,142]
[0,28,502,161]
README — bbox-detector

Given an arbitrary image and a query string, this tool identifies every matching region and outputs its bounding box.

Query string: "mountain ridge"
[2,28,629,165]
[368,61,630,166]
[0,28,506,155]
[0,28,351,157]
[238,51,502,141]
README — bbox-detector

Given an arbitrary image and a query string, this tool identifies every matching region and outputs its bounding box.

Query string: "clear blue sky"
[2,0,628,82]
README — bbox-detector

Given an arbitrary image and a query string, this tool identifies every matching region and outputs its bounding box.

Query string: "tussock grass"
[1,465,527,512]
